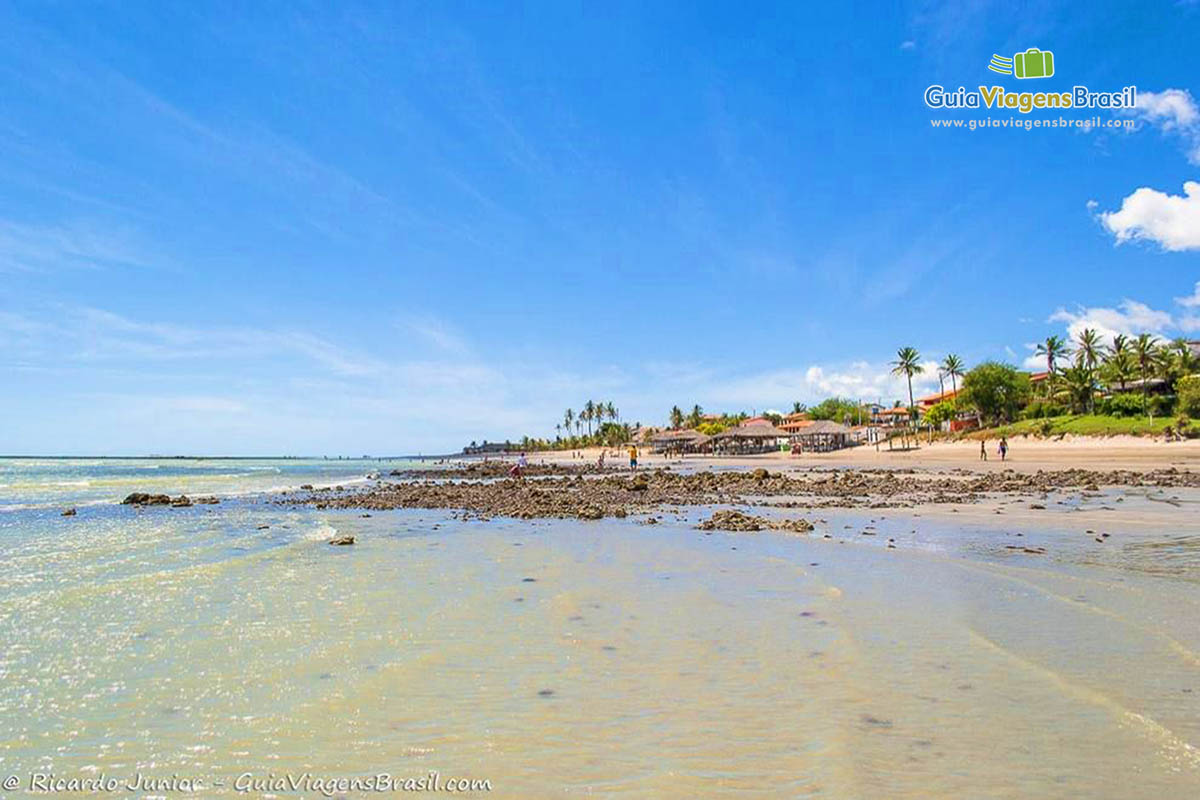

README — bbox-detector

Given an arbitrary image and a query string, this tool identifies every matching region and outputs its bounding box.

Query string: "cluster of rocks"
[387,461,619,480]
[696,510,814,533]
[120,493,219,508]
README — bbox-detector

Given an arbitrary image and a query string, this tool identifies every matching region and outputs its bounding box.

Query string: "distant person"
[598,450,605,469]
[628,445,638,470]
[999,437,1008,462]
[980,439,988,462]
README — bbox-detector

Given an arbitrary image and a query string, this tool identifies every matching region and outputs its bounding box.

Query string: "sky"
[2,0,1199,455]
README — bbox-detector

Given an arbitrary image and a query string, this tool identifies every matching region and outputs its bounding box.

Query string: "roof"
[650,428,709,443]
[916,388,959,405]
[741,416,773,426]
[711,423,788,439]
[876,407,911,416]
[791,420,851,437]
[1029,371,1050,382]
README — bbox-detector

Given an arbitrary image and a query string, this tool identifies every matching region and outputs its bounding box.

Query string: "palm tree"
[669,405,685,430]
[1061,364,1096,414]
[605,401,617,425]
[941,354,965,395]
[564,408,574,439]
[1104,334,1135,392]
[1132,334,1159,418]
[686,404,703,428]
[1034,335,1071,399]
[1073,329,1102,412]
[792,401,807,414]
[555,423,562,441]
[890,347,924,423]
[583,401,596,436]
[1074,328,1102,369]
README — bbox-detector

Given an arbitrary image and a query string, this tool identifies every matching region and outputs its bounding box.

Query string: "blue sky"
[2,0,1199,455]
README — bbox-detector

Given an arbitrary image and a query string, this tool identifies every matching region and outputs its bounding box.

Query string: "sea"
[1,457,1198,797]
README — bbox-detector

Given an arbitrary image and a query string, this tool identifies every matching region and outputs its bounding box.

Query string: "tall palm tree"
[1132,333,1159,417]
[583,400,596,436]
[890,347,924,423]
[686,404,703,428]
[1073,329,1102,412]
[605,401,617,425]
[1034,335,1071,399]
[555,423,562,441]
[669,405,684,430]
[1074,328,1102,369]
[564,408,574,439]
[1104,334,1135,392]
[792,401,806,414]
[941,354,965,395]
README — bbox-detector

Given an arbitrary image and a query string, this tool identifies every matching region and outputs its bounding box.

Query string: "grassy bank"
[977,414,1175,438]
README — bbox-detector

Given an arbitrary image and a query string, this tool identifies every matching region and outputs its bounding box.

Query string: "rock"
[629,474,649,491]
[697,510,763,532]
[61,508,76,516]
[328,535,356,546]
[121,493,171,506]
[170,495,192,507]
[300,484,314,490]
[194,496,220,504]
[751,468,770,480]
[577,506,604,520]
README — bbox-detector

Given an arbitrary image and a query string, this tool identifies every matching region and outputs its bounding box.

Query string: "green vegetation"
[890,346,924,422]
[986,414,1175,438]
[960,362,1031,425]
[808,397,865,423]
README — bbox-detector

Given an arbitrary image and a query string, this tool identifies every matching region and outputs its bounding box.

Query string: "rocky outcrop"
[121,493,197,507]
[61,508,76,516]
[328,535,356,546]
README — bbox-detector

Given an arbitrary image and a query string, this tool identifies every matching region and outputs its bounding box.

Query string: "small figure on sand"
[598,450,606,469]
[980,439,988,461]
[999,437,1008,462]
[628,445,638,471]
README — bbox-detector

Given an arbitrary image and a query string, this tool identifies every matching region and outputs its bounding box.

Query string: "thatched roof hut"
[708,423,788,454]
[790,420,852,452]
[650,428,712,453]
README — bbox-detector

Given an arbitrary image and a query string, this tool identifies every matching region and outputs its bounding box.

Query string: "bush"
[1097,393,1147,418]
[960,362,1032,425]
[1178,376,1200,417]
[1022,400,1068,419]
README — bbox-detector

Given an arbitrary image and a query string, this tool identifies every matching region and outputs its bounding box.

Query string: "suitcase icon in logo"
[1013,48,1054,79]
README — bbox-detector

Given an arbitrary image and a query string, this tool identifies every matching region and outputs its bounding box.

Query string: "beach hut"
[650,429,711,456]
[790,420,852,453]
[709,423,789,455]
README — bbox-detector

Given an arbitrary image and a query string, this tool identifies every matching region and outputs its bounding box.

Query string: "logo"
[988,48,1055,79]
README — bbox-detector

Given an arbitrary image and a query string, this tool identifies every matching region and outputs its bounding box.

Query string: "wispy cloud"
[1121,88,1200,164]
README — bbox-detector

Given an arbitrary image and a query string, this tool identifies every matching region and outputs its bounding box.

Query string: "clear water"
[1,460,1198,797]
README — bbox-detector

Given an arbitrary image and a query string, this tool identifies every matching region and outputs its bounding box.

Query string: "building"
[790,420,852,453]
[708,423,789,455]
[779,411,813,434]
[649,429,711,455]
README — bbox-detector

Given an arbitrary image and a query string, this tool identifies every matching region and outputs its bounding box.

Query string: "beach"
[1,451,1198,797]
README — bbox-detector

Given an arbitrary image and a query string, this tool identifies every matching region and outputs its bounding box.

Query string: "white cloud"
[1176,280,1200,307]
[1123,88,1200,164]
[1048,299,1174,346]
[1098,181,1200,251]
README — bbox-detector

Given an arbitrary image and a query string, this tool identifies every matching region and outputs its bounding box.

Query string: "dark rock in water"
[194,496,220,504]
[256,525,270,530]
[300,484,314,490]
[170,495,192,507]
[121,493,172,506]
[751,468,770,480]
[328,535,356,546]
[61,508,77,516]
[629,474,649,491]
[521,577,538,583]
[537,689,555,697]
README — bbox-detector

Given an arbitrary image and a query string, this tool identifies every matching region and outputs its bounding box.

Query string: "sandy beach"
[535,436,1200,474]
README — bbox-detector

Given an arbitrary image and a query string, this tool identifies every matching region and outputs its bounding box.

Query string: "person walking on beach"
[980,439,988,461]
[598,450,605,469]
[999,437,1008,462]
[628,445,638,471]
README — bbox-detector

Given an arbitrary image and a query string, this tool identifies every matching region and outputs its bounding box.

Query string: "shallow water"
[1,460,1198,797]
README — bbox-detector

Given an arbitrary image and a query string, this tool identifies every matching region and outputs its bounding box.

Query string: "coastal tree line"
[499,329,1197,452]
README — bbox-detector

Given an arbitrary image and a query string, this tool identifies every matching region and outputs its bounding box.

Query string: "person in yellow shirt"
[628,445,638,470]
